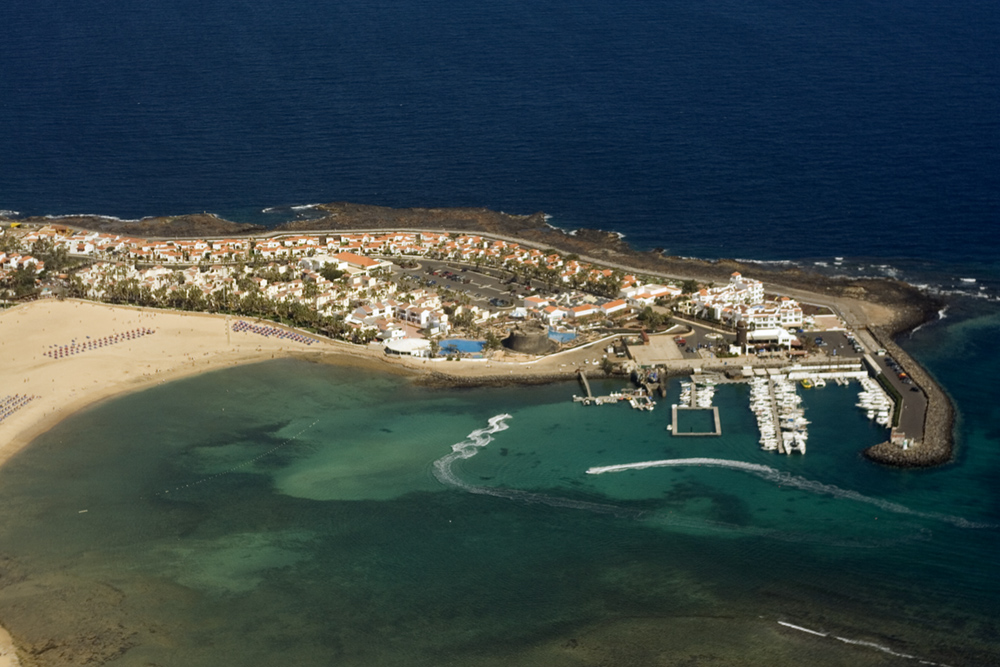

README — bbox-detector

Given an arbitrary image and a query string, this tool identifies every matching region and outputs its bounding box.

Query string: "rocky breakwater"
[862,324,954,468]
[416,370,587,389]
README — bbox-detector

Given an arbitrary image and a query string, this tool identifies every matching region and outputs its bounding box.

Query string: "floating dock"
[671,405,722,436]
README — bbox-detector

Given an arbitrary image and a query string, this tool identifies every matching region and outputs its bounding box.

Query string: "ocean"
[1,0,999,664]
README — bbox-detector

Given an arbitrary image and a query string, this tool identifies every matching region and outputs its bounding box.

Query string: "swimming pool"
[439,339,486,354]
[548,329,577,343]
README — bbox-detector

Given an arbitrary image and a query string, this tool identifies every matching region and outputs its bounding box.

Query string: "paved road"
[866,351,927,440]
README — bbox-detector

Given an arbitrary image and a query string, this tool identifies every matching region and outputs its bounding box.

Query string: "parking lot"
[390,258,548,310]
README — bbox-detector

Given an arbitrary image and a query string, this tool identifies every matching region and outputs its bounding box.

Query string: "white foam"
[433,415,637,517]
[778,620,953,666]
[587,458,993,529]
[0,209,20,217]
[44,213,142,223]
[732,258,798,266]
[291,203,322,211]
[432,414,513,491]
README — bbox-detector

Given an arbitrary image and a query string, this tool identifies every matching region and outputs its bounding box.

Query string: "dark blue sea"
[1,1,1000,665]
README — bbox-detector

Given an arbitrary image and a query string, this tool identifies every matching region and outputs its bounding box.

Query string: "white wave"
[544,222,571,235]
[778,621,953,666]
[433,415,638,517]
[43,213,143,222]
[938,306,948,320]
[291,203,322,211]
[959,277,976,283]
[732,258,799,266]
[914,283,993,300]
[777,621,826,637]
[587,458,993,529]
[0,209,20,217]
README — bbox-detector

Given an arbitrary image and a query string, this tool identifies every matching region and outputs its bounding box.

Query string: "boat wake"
[587,458,994,529]
[777,621,954,666]
[432,415,640,518]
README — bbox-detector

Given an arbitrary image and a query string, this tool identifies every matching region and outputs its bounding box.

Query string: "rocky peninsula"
[5,203,952,468]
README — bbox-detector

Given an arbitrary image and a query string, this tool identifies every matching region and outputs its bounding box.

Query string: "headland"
[0,202,952,471]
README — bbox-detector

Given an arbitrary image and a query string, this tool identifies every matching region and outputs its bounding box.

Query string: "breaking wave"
[432,415,640,518]
[587,458,994,529]
[43,212,144,222]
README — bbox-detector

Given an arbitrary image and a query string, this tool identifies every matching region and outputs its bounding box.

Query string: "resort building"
[689,271,802,329]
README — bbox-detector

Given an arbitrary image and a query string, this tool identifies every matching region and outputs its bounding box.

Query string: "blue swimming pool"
[548,330,577,343]
[439,339,486,354]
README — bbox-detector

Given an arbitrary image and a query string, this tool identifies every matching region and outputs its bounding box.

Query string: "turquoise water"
[0,310,998,665]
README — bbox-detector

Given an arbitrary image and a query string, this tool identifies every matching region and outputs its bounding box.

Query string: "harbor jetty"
[863,327,953,467]
[572,369,656,410]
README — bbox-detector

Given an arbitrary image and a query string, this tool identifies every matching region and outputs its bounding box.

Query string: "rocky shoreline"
[9,202,941,324]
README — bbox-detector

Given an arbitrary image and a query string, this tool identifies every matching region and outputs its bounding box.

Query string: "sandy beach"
[0,300,386,664]
[0,300,348,469]
[0,299,642,469]
[0,626,16,667]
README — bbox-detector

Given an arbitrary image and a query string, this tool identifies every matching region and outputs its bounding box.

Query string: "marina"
[856,376,895,428]
[572,370,657,410]
[748,375,808,454]
[570,359,901,452]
